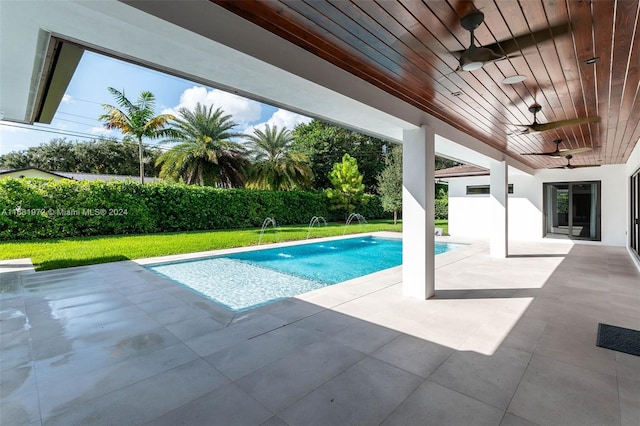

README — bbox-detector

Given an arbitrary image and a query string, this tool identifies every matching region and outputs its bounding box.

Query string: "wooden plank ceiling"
[212,0,639,169]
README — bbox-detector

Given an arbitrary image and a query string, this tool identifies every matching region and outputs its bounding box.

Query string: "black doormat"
[596,323,640,356]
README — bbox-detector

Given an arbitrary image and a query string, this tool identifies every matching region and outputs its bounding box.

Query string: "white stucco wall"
[627,139,640,176]
[448,166,629,246]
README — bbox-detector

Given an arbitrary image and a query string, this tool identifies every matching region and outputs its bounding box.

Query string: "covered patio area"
[2,237,638,425]
[1,2,639,424]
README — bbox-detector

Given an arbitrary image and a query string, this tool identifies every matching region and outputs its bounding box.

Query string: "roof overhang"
[434,165,490,179]
[1,0,534,174]
[32,37,84,124]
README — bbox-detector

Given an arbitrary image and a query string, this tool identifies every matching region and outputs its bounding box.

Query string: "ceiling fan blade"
[569,164,601,169]
[482,23,571,57]
[510,124,535,135]
[555,147,593,157]
[465,45,505,62]
[522,151,560,156]
[552,156,600,168]
[522,147,592,157]
[527,116,600,132]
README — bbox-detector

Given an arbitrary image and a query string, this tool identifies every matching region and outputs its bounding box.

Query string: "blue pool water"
[146,237,464,312]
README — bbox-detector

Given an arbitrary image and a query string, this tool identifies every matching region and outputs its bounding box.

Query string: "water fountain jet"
[306,216,327,239]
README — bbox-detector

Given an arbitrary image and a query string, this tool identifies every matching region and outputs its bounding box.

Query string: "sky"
[0,51,313,155]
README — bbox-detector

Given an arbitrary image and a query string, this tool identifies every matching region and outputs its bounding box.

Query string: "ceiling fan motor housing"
[460,11,485,31]
[529,104,542,114]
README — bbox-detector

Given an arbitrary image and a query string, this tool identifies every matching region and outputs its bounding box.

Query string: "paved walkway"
[1,236,639,425]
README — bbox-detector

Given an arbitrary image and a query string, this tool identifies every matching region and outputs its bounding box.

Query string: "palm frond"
[156,102,248,187]
[107,87,135,112]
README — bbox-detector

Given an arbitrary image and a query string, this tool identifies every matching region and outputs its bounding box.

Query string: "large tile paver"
[33,326,181,383]
[508,354,621,426]
[165,314,226,341]
[280,357,423,426]
[329,320,401,354]
[146,382,272,426]
[499,412,539,426]
[237,339,365,412]
[184,314,285,357]
[429,345,532,409]
[619,376,640,426]
[42,359,229,425]
[37,342,199,419]
[381,380,504,426]
[204,324,324,380]
[1,238,638,425]
[372,334,453,378]
[534,321,617,376]
[0,385,40,426]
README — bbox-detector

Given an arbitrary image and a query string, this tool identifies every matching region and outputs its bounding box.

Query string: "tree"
[292,120,386,192]
[327,153,365,218]
[436,156,459,170]
[377,144,402,224]
[0,137,163,176]
[73,139,162,176]
[0,138,77,171]
[244,124,313,190]
[99,87,176,184]
[155,103,248,187]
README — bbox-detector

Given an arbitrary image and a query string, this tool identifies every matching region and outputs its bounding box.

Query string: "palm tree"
[244,124,313,190]
[156,103,248,187]
[99,87,176,184]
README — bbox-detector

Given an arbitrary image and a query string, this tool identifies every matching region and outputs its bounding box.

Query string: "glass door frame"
[543,180,601,241]
[631,168,640,258]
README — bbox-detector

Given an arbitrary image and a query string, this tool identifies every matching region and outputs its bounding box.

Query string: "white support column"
[490,159,509,258]
[402,126,435,299]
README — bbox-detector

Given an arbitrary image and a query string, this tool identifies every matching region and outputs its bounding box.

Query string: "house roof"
[0,167,158,182]
[54,172,159,182]
[0,167,69,179]
[434,165,490,179]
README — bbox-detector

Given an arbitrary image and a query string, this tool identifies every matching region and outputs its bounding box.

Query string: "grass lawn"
[0,219,448,271]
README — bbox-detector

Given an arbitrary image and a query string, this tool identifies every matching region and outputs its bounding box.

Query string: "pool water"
[146,237,464,312]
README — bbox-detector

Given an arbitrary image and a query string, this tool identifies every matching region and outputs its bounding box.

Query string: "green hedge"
[435,199,448,220]
[0,178,391,240]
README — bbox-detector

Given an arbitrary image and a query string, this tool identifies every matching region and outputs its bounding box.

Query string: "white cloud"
[243,109,312,136]
[89,126,113,136]
[61,94,73,103]
[162,86,262,126]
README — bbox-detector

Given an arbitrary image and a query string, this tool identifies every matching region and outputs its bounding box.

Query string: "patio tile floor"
[1,236,639,425]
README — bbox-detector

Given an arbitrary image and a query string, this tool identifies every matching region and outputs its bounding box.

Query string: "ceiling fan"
[512,104,600,134]
[553,154,600,169]
[451,7,569,72]
[521,139,592,158]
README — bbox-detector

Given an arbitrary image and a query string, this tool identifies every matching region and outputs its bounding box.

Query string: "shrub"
[434,198,448,220]
[0,178,391,240]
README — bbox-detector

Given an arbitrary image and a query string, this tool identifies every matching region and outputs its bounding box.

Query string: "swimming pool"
[146,237,464,312]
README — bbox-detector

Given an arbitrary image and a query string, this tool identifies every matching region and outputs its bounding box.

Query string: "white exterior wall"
[627,139,640,176]
[448,166,629,246]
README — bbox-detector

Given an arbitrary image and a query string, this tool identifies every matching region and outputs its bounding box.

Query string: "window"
[466,184,513,195]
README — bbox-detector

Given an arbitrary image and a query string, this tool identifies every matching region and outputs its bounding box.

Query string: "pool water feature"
[145,237,464,312]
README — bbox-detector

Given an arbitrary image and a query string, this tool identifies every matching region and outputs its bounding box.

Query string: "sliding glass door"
[631,170,640,258]
[544,181,601,241]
